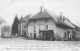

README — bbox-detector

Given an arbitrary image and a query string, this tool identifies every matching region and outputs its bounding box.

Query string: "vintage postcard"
[0,0,80,51]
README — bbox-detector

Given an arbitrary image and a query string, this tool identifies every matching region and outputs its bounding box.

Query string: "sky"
[0,0,80,27]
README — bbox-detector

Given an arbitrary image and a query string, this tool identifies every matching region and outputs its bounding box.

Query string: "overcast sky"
[0,0,80,27]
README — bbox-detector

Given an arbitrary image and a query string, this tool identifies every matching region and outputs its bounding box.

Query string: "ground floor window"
[30,33,32,38]
[45,25,48,29]
[22,30,26,37]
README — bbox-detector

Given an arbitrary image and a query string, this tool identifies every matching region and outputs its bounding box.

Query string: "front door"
[45,33,51,40]
[34,33,36,39]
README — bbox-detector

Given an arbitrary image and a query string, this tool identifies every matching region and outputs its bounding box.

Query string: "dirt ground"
[0,37,80,51]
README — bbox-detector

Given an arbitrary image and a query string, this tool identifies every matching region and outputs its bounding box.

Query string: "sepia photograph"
[0,0,80,51]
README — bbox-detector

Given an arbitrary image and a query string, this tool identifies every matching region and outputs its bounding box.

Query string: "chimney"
[40,6,42,13]
[60,12,63,20]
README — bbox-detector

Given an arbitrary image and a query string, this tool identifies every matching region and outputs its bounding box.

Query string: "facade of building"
[26,7,77,40]
[18,7,77,40]
[18,15,30,37]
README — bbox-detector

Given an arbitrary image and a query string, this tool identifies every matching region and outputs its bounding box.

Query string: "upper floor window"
[45,25,48,29]
[24,26,26,28]
[34,20,36,23]
[45,19,48,22]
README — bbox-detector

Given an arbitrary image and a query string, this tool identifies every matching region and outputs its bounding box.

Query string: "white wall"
[18,22,27,36]
[28,26,34,38]
[28,18,67,40]
[55,26,66,40]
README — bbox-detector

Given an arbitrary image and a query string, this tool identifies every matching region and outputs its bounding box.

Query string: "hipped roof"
[28,9,77,29]
[20,14,30,22]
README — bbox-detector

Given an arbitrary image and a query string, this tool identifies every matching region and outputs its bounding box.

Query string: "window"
[24,26,26,28]
[45,19,48,22]
[45,25,48,29]
[34,20,36,23]
[34,30,36,32]
[30,33,32,38]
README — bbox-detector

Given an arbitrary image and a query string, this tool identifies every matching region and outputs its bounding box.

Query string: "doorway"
[24,32,26,37]
[34,33,36,39]
[40,30,54,40]
[43,32,51,40]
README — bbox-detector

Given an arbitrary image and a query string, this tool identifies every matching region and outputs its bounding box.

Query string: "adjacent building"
[18,15,30,37]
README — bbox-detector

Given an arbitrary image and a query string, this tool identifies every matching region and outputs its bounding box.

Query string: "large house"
[18,6,78,40]
[26,7,77,40]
